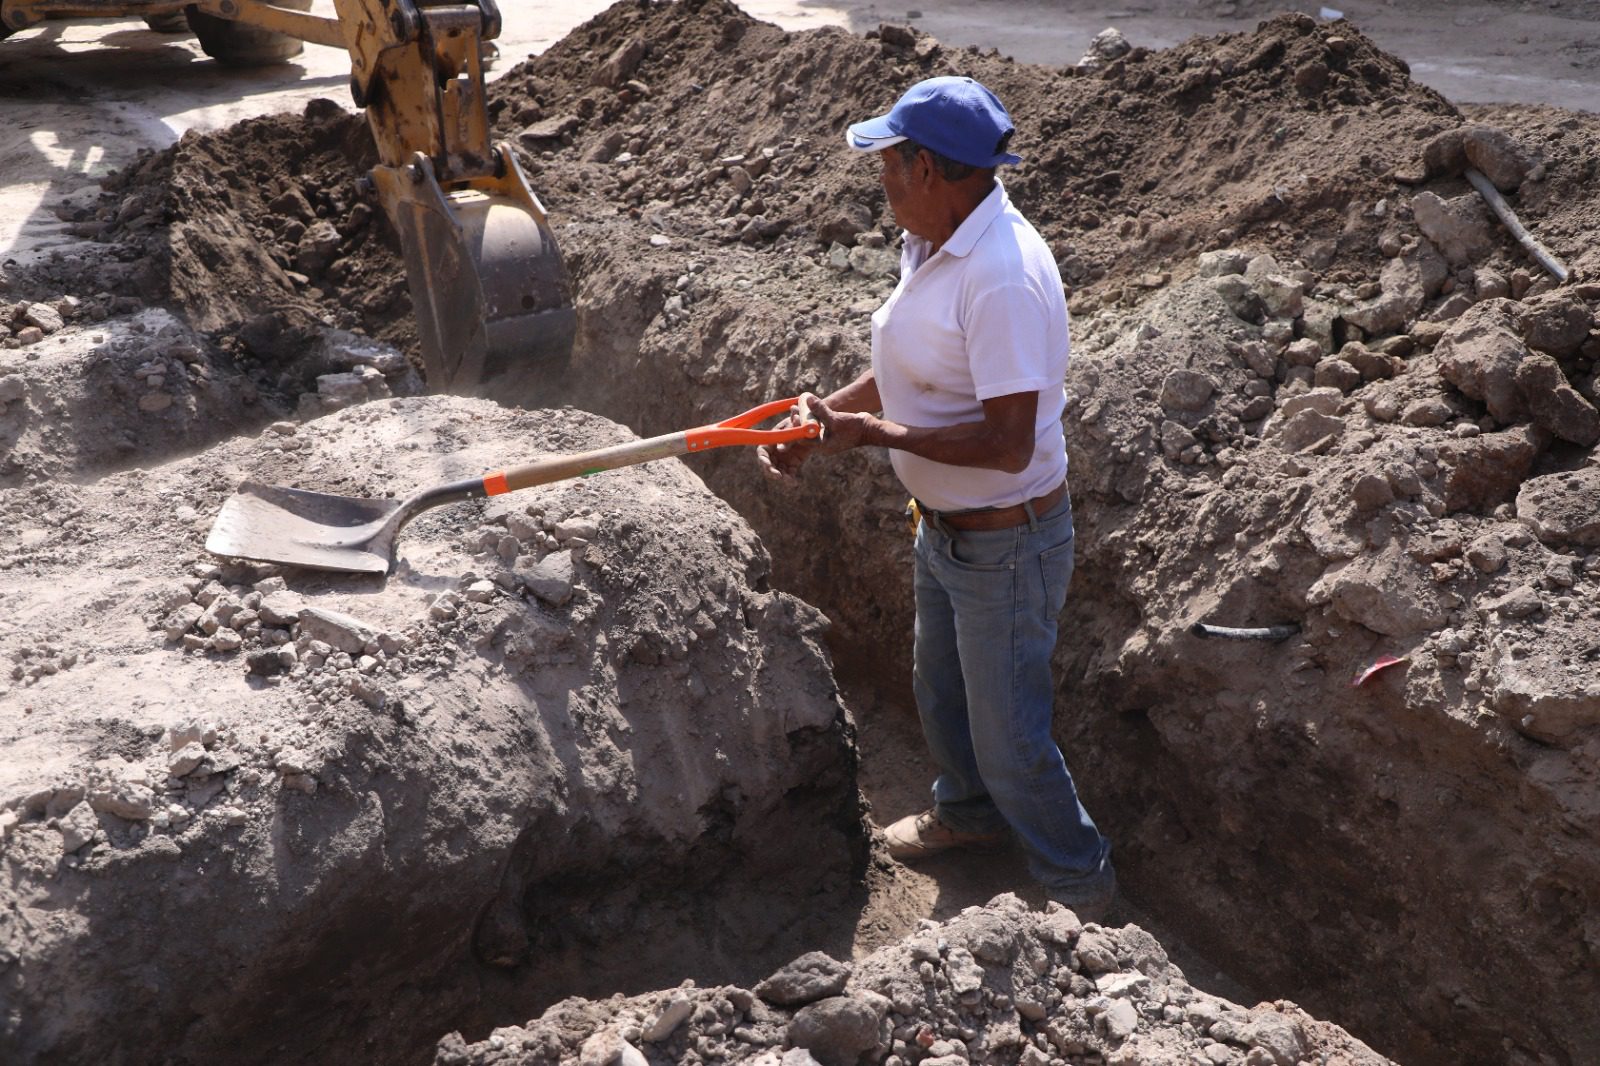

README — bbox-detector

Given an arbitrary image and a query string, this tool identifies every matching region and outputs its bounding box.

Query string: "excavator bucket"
[374,145,576,401]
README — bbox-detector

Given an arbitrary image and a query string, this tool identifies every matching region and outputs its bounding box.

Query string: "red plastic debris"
[1351,655,1408,687]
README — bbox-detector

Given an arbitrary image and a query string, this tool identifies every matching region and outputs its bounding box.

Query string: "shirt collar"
[937,179,1007,258]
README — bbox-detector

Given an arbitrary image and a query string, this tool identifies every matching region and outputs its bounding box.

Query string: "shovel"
[205,397,820,576]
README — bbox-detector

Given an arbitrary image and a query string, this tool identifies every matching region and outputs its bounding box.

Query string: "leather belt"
[922,480,1068,532]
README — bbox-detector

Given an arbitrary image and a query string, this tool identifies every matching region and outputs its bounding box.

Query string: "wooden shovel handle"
[483,397,821,496]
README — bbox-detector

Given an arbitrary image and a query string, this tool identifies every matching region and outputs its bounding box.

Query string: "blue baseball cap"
[845,76,1022,169]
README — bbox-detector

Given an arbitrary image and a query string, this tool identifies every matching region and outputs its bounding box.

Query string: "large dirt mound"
[0,396,863,1063]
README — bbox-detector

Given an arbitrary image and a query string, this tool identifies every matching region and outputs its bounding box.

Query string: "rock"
[1411,192,1495,266]
[429,592,460,621]
[1465,534,1507,573]
[1074,929,1119,973]
[555,515,601,542]
[1420,125,1534,191]
[1347,241,1447,334]
[256,591,304,627]
[1159,420,1197,460]
[592,36,647,88]
[246,648,288,676]
[1312,357,1362,393]
[1100,999,1139,1040]
[1213,275,1264,322]
[1436,303,1529,424]
[643,996,693,1042]
[211,627,243,653]
[1096,971,1150,998]
[518,551,575,607]
[139,392,173,413]
[169,742,206,777]
[1281,339,1322,368]
[817,202,873,247]
[465,579,496,603]
[1463,125,1535,192]
[1491,646,1600,743]
[294,220,342,276]
[1252,274,1304,319]
[1517,467,1600,547]
[1300,299,1338,354]
[1400,398,1452,427]
[1474,268,1510,301]
[1436,426,1540,512]
[1277,409,1345,452]
[1351,473,1395,511]
[23,302,64,334]
[1293,59,1328,93]
[1158,369,1215,412]
[89,780,154,820]
[1339,343,1402,381]
[1079,27,1132,68]
[847,244,898,278]
[787,996,886,1066]
[298,607,378,655]
[1310,545,1446,637]
[519,114,581,144]
[1514,354,1599,445]
[756,951,851,1006]
[1517,297,1594,357]
[1491,588,1544,627]
[162,602,205,642]
[1261,320,1294,349]
[16,326,44,346]
[1245,1012,1307,1066]
[1037,904,1083,945]
[1197,250,1249,277]
[0,374,25,406]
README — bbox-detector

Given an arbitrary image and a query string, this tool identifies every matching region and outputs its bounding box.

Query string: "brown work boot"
[882,810,1006,862]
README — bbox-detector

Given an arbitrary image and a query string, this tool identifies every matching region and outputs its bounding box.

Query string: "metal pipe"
[1188,621,1300,642]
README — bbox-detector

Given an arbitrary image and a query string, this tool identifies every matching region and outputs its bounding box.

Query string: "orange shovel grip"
[683,396,822,452]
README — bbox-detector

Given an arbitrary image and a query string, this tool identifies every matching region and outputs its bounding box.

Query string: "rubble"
[434,896,1387,1066]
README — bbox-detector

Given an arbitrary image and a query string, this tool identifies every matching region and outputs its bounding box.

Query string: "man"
[758,76,1115,918]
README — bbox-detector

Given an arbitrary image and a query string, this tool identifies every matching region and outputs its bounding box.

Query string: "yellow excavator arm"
[2,0,576,397]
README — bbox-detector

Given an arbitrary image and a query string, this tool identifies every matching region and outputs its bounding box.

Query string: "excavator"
[0,0,575,397]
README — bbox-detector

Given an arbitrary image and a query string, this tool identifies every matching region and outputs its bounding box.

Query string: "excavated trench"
[5,3,1600,1065]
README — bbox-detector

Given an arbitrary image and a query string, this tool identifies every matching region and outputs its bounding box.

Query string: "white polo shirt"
[870,181,1070,512]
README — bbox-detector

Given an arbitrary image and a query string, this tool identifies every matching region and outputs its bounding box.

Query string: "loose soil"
[3,3,1600,1066]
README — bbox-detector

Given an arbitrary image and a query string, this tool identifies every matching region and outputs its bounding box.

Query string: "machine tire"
[143,12,191,33]
[184,0,311,67]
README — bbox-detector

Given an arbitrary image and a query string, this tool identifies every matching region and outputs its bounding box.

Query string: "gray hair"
[892,139,986,182]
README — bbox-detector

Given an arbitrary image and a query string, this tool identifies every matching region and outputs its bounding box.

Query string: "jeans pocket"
[1039,535,1076,613]
[943,527,1017,572]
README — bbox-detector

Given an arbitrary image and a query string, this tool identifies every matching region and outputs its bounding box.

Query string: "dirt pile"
[0,396,863,1063]
[436,895,1388,1066]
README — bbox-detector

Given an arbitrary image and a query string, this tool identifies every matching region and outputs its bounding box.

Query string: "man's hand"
[757,412,819,485]
[802,392,876,455]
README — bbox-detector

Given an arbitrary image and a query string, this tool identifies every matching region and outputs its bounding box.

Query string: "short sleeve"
[965,282,1056,401]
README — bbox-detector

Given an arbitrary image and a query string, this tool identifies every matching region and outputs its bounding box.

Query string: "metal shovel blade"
[205,482,402,575]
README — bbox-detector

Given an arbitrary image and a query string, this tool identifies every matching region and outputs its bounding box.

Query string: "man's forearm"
[821,370,881,415]
[863,417,1031,474]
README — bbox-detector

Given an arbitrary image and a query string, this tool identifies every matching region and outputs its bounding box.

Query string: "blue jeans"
[912,495,1114,902]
